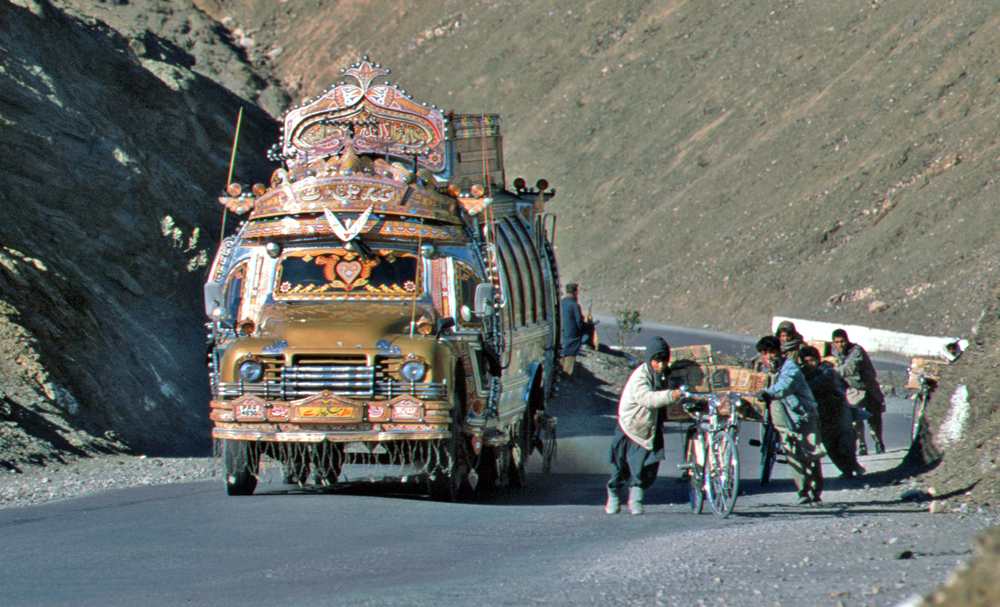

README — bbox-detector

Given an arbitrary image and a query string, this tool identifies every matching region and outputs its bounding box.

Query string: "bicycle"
[749,408,786,485]
[677,387,748,518]
[910,373,936,442]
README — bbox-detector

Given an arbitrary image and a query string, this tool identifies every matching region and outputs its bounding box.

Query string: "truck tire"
[223,439,258,496]
[428,396,467,502]
[507,409,530,488]
[311,442,344,486]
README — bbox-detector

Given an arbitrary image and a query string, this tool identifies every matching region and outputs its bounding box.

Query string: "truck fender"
[522,361,543,406]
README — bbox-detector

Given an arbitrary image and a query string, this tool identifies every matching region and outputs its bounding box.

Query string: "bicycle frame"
[910,373,937,442]
[679,390,745,518]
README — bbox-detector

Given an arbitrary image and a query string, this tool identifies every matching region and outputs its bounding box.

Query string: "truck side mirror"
[474,283,494,316]
[204,282,224,317]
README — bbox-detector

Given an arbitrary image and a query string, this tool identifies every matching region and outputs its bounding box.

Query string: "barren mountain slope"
[197,0,999,339]
[0,0,278,466]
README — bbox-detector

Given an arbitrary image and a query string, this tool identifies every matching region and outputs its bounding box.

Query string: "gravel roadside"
[0,455,219,509]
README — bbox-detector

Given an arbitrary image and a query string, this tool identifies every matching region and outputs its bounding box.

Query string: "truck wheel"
[507,409,530,488]
[223,439,258,496]
[311,442,344,486]
[429,398,467,502]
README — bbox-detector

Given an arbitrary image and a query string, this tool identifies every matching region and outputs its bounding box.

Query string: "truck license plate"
[294,405,361,421]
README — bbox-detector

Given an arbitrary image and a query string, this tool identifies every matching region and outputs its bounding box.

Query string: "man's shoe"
[605,488,620,514]
[854,465,866,477]
[628,487,644,515]
[795,495,812,506]
[857,444,868,456]
[875,441,885,454]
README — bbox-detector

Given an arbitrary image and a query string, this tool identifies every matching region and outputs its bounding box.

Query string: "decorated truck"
[203,59,561,500]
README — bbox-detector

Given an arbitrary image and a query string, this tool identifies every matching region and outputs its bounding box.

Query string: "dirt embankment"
[196,0,1000,339]
[0,0,281,467]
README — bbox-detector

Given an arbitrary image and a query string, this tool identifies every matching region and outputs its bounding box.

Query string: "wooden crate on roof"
[449,115,505,191]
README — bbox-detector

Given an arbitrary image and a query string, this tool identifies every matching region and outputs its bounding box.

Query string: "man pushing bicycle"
[755,335,826,506]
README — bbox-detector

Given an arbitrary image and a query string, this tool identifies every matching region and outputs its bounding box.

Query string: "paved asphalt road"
[0,326,926,607]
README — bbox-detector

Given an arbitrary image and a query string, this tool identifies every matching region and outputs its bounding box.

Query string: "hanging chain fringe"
[214,439,454,486]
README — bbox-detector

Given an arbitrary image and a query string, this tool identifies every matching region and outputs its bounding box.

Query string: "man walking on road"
[756,335,825,505]
[831,328,886,455]
[560,283,595,377]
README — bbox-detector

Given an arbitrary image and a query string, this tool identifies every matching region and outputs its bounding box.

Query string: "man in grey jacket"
[606,336,684,515]
[832,328,886,455]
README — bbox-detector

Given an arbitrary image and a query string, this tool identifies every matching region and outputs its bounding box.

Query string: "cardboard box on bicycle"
[906,357,947,389]
[671,344,714,364]
[665,361,770,422]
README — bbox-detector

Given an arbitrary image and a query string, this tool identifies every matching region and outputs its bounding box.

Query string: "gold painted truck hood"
[256,302,433,349]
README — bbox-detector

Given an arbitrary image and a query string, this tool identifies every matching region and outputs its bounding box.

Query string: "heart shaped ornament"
[336,260,363,285]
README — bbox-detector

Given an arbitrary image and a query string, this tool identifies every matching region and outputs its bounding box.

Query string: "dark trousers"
[854,399,884,448]
[607,427,661,491]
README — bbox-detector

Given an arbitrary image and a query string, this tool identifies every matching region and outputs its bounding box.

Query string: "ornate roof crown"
[279,58,446,172]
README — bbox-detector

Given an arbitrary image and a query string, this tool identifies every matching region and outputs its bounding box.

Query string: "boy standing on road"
[799,345,866,478]
[606,336,684,515]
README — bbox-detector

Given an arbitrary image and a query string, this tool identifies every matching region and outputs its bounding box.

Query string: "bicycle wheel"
[910,391,927,442]
[760,422,778,486]
[684,427,704,514]
[707,430,739,518]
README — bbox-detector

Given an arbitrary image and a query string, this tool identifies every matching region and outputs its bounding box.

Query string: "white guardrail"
[771,316,967,360]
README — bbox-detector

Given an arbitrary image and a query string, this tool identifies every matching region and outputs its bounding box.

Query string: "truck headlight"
[238,360,264,382]
[401,360,426,382]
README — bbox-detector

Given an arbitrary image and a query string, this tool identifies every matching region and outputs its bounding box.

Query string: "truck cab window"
[224,261,248,319]
[274,248,420,300]
[454,261,482,327]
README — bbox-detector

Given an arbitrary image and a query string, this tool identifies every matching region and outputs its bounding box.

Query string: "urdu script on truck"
[204,58,561,500]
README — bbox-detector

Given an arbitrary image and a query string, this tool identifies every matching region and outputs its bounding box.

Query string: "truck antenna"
[409,219,424,338]
[220,107,244,245]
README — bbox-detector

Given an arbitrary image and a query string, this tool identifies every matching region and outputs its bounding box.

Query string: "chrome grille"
[217,354,446,401]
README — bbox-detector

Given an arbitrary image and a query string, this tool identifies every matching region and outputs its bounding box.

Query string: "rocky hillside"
[0,0,280,465]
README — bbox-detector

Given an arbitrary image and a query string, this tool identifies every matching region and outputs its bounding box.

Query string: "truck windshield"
[274,248,420,300]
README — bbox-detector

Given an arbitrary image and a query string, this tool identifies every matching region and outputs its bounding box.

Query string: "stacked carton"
[663,346,770,422]
[907,357,948,389]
